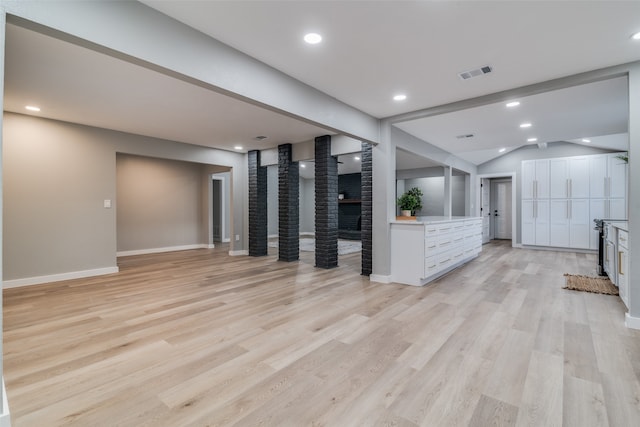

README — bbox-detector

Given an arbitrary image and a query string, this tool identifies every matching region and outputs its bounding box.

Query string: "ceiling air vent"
[456,134,475,139]
[458,65,493,80]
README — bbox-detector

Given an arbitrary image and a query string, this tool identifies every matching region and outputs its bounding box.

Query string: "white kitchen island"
[390,216,483,286]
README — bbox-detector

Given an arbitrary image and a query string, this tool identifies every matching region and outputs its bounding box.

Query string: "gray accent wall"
[478,141,619,244]
[116,154,203,252]
[3,112,246,281]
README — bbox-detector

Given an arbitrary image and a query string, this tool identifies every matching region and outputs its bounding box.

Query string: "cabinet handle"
[567,179,570,198]
[619,252,624,275]
[569,179,572,198]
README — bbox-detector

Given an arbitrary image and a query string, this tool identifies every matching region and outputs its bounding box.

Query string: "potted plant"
[397,187,423,216]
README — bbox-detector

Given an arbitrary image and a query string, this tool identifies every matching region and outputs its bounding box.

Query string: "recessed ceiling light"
[527,137,538,142]
[25,105,41,112]
[520,122,532,128]
[393,94,407,101]
[354,156,361,161]
[234,146,243,150]
[582,138,591,143]
[499,148,506,153]
[631,31,640,40]
[304,33,322,44]
[255,135,267,140]
[300,163,306,168]
[506,101,520,108]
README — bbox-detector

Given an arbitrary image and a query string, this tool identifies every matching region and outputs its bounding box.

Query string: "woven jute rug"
[563,273,619,295]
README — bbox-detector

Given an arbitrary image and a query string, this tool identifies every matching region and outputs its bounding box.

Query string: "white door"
[522,200,535,245]
[492,180,512,240]
[481,178,491,243]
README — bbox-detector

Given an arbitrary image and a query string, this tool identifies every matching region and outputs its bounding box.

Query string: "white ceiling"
[5,1,640,165]
[395,77,629,165]
[4,23,332,153]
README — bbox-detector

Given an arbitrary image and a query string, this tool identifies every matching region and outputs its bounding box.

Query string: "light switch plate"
[104,199,112,208]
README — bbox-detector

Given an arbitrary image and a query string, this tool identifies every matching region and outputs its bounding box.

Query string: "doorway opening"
[478,173,516,246]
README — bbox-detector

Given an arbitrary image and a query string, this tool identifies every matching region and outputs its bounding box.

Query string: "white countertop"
[606,220,628,232]
[391,216,482,225]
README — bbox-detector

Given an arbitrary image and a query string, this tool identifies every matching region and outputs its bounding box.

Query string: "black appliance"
[593,218,626,276]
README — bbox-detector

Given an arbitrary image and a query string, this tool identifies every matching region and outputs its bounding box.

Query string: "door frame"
[490,178,513,240]
[476,172,517,247]
[210,174,229,247]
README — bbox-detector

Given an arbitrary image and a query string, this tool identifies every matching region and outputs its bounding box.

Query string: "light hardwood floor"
[4,241,640,426]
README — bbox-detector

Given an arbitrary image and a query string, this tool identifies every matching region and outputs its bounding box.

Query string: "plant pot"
[401,210,412,217]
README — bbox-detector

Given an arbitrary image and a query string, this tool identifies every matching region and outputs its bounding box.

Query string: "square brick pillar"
[361,142,373,276]
[248,150,268,256]
[315,135,338,269]
[278,144,299,262]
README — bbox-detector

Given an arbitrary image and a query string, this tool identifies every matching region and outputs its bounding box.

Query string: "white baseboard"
[0,378,10,427]
[369,274,392,284]
[222,238,231,243]
[300,232,315,237]
[229,250,248,256]
[3,266,119,289]
[625,312,640,330]
[117,244,208,257]
[208,244,216,249]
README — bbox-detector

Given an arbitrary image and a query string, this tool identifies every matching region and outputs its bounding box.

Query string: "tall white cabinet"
[522,153,627,250]
[521,160,549,246]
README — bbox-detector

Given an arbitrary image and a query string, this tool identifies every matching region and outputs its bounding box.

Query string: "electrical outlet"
[235,234,240,241]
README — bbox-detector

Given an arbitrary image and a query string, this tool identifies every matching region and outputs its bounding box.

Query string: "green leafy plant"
[397,187,423,214]
[616,154,628,163]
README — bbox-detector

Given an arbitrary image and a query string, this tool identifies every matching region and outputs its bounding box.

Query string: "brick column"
[278,144,299,262]
[315,135,338,269]
[361,142,373,276]
[248,150,267,256]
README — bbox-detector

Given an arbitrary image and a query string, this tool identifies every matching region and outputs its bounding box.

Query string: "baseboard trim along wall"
[369,274,392,284]
[3,266,120,289]
[0,378,10,427]
[625,313,640,330]
[229,250,249,256]
[117,244,208,257]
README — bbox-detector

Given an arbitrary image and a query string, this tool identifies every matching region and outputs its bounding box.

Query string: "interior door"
[492,180,512,240]
[481,178,491,243]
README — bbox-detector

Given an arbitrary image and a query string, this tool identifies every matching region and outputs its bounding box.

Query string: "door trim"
[476,172,517,248]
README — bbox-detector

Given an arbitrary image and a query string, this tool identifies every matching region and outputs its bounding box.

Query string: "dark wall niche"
[338,173,362,240]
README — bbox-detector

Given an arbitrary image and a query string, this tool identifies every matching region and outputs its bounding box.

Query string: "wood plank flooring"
[4,241,640,426]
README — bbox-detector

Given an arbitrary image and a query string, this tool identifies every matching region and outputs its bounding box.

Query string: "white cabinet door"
[536,160,549,199]
[522,200,535,245]
[589,155,608,199]
[608,154,627,199]
[569,199,590,249]
[549,159,568,199]
[609,198,627,219]
[569,157,589,199]
[523,160,550,200]
[549,200,569,247]
[522,161,535,200]
[535,200,550,246]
